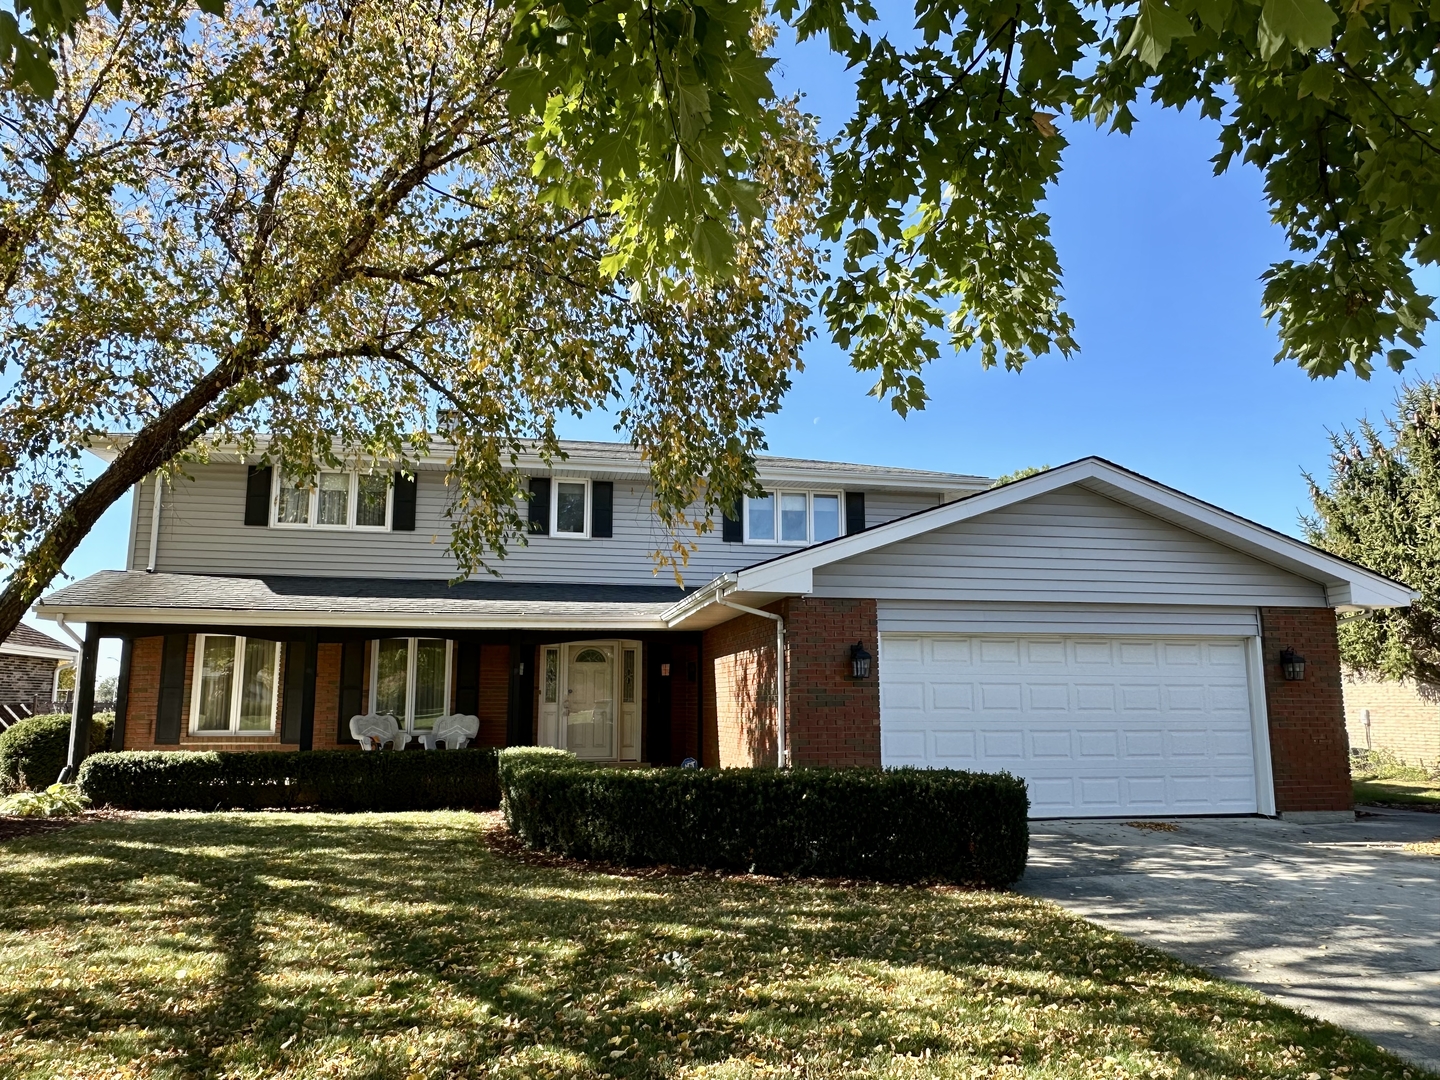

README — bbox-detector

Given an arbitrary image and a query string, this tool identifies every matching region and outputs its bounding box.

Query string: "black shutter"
[721,505,743,543]
[392,471,417,531]
[845,491,866,535]
[527,477,550,535]
[244,465,272,526]
[454,641,481,716]
[281,640,307,743]
[506,642,535,745]
[337,639,365,743]
[591,481,613,538]
[154,634,188,744]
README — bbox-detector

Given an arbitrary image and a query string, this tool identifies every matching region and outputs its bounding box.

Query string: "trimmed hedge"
[0,712,114,793]
[498,748,1029,886]
[77,748,500,811]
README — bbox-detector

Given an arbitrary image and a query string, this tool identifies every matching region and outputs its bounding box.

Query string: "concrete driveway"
[1021,808,1440,1073]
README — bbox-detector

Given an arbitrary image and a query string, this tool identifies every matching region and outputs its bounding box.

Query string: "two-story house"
[37,440,1411,820]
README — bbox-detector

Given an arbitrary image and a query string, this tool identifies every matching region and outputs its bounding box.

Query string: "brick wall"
[703,610,779,767]
[1260,607,1353,813]
[1342,672,1440,766]
[0,654,61,702]
[783,597,880,768]
[124,636,162,747]
[701,599,880,769]
[313,643,346,747]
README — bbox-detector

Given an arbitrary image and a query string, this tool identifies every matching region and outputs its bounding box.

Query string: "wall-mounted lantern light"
[1279,646,1306,682]
[850,641,872,680]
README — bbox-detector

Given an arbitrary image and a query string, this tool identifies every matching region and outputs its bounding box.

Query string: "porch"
[38,573,706,776]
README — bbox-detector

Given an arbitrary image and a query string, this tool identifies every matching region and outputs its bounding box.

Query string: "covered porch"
[36,572,705,775]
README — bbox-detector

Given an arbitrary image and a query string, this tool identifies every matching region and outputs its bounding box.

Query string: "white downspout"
[145,472,164,573]
[714,592,787,768]
[54,613,85,650]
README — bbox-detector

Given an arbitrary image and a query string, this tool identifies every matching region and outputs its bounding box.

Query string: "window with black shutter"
[721,505,743,542]
[337,639,365,743]
[154,633,188,745]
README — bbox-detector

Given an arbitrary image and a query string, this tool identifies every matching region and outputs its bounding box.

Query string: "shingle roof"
[37,571,689,629]
[1,623,75,654]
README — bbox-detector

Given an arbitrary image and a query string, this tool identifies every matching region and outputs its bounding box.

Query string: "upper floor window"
[191,634,279,735]
[744,490,842,545]
[554,479,588,537]
[273,471,391,530]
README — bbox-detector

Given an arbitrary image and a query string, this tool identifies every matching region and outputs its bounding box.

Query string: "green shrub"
[0,712,114,793]
[499,749,1029,887]
[0,783,90,818]
[77,748,500,811]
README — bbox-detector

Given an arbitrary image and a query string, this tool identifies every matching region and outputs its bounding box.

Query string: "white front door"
[880,634,1259,817]
[565,643,616,759]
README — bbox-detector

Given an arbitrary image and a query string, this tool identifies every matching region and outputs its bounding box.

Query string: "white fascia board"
[704,458,1415,611]
[0,643,78,661]
[34,605,671,632]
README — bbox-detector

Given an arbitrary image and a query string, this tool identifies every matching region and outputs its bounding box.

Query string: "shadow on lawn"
[0,812,1427,1080]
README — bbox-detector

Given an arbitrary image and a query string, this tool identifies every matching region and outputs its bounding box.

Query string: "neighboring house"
[0,623,77,718]
[36,441,1413,820]
[1343,672,1440,766]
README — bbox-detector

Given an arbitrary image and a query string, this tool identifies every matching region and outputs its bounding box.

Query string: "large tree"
[509,0,1440,410]
[0,0,823,638]
[1305,379,1440,684]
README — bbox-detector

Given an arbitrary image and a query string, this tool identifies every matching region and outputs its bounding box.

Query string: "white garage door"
[880,634,1259,817]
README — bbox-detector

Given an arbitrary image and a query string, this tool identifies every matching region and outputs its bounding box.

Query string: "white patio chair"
[348,713,409,751]
[417,713,480,750]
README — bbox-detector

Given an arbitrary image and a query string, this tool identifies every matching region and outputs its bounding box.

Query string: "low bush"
[77,748,500,811]
[499,749,1029,886]
[0,712,114,793]
[0,783,90,818]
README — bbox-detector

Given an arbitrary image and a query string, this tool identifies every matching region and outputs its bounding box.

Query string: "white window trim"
[369,637,453,732]
[743,490,844,546]
[550,477,591,539]
[188,633,280,736]
[270,469,394,531]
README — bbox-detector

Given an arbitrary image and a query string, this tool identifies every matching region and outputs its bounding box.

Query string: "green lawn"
[0,812,1428,1080]
[1354,776,1440,807]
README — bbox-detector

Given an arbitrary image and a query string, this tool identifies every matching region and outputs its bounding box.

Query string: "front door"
[565,643,616,759]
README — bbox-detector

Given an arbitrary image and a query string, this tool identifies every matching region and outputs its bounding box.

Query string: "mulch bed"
[0,809,132,843]
[478,813,966,891]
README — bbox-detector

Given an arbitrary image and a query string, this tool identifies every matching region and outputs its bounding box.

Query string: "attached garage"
[673,458,1415,820]
[879,631,1264,817]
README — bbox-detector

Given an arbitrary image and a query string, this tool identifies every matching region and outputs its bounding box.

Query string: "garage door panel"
[880,632,1259,817]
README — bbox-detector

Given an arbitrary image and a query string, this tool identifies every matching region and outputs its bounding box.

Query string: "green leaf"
[1258,0,1338,58]
[497,65,548,118]
[1296,62,1337,99]
[692,218,735,272]
[195,0,224,15]
[1123,0,1196,68]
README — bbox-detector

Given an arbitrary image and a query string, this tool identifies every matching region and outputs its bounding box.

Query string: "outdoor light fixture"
[850,641,872,680]
[1279,646,1306,682]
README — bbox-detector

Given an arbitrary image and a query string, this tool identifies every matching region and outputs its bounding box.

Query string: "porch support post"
[109,638,133,750]
[58,622,101,783]
[299,629,318,751]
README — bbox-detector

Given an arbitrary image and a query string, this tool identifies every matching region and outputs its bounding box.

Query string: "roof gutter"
[712,589,787,769]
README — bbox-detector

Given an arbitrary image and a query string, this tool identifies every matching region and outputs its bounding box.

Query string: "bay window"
[743,490,843,545]
[371,638,451,731]
[190,634,280,735]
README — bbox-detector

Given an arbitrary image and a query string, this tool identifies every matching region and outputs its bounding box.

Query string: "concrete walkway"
[1021,808,1440,1073]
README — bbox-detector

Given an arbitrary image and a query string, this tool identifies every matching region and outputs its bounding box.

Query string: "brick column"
[1259,607,1353,819]
[782,597,880,768]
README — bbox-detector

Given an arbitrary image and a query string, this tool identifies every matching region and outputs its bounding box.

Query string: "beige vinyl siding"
[134,462,954,586]
[814,487,1327,607]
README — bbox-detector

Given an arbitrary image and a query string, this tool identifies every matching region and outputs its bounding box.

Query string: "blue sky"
[33,28,1440,678]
